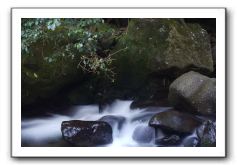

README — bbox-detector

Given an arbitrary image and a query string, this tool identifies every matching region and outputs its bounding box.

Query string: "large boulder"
[149,109,201,134]
[168,71,216,115]
[61,120,113,146]
[112,19,213,90]
[197,120,216,147]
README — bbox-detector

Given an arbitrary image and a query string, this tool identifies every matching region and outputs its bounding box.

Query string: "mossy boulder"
[112,18,213,91]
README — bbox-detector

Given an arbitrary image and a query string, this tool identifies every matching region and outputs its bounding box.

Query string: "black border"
[10,7,227,158]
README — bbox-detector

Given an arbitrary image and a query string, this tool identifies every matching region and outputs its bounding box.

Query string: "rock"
[61,120,113,146]
[184,18,216,74]
[181,136,200,147]
[132,125,155,143]
[109,18,213,104]
[168,71,216,115]
[98,115,126,130]
[156,135,181,146]
[113,18,213,85]
[149,109,201,134]
[197,120,216,147]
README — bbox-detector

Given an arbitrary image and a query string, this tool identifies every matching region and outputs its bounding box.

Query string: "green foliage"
[21,18,116,81]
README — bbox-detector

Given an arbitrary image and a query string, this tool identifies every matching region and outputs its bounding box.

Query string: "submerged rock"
[181,136,200,147]
[149,109,201,134]
[197,120,216,147]
[132,125,155,143]
[98,115,126,130]
[61,120,113,146]
[168,71,216,115]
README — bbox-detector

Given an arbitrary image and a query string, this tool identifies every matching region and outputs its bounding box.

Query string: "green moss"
[21,41,85,105]
[112,19,213,90]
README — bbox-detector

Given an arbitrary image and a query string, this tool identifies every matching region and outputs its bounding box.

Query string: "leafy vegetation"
[21,18,119,81]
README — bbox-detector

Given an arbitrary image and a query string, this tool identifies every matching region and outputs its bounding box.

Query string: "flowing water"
[21,100,198,147]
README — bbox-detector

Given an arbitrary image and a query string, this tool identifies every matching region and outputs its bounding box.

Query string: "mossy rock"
[112,19,213,91]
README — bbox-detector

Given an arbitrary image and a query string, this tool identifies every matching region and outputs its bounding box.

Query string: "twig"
[109,47,128,57]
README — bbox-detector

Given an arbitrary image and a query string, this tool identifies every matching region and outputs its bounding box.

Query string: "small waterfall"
[21,100,171,147]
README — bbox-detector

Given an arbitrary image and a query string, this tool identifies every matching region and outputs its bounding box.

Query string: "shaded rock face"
[149,110,201,134]
[98,115,126,130]
[197,120,216,147]
[168,71,216,115]
[132,125,155,143]
[61,120,113,146]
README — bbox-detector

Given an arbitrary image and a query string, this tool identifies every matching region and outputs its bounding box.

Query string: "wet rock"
[132,125,155,143]
[197,120,216,147]
[149,109,201,134]
[156,135,181,146]
[61,120,113,146]
[98,115,126,130]
[168,71,216,115]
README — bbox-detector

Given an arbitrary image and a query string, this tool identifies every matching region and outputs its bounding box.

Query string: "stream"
[22,100,200,147]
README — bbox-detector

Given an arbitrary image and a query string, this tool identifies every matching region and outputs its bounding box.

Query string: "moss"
[21,41,85,106]
[111,18,213,91]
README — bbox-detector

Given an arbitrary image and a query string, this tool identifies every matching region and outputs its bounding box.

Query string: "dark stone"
[156,135,181,146]
[132,125,155,143]
[149,109,201,134]
[168,71,216,115]
[61,120,113,146]
[98,115,126,130]
[197,120,216,147]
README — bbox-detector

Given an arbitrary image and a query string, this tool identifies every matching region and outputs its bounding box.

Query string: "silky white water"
[21,100,170,147]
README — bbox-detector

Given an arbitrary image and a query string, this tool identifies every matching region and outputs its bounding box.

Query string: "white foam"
[21,100,168,146]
